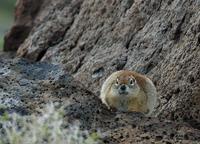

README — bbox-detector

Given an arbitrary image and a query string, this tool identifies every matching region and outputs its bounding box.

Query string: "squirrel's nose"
[120,85,126,91]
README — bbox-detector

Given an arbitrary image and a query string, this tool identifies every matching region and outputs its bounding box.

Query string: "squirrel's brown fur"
[100,70,157,115]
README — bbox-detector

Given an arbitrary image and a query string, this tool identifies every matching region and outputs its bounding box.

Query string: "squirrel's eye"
[115,78,119,85]
[129,78,135,85]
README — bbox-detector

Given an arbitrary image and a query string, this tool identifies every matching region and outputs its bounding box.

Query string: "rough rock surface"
[9,0,200,126]
[1,56,200,143]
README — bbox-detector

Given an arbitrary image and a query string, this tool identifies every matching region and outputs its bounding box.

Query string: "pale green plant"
[0,103,101,144]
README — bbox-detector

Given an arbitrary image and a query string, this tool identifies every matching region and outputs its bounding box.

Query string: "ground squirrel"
[100,70,157,115]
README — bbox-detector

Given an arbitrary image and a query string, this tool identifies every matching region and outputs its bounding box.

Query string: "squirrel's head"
[111,74,140,97]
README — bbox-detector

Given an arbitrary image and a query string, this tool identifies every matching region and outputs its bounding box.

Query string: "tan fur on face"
[100,70,157,115]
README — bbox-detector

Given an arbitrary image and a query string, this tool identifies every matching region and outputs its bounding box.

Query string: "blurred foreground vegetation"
[0,0,16,50]
[0,103,101,144]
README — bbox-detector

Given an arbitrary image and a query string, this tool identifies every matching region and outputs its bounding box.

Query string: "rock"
[2,0,200,143]
[1,56,200,143]
[10,0,200,126]
[0,55,87,114]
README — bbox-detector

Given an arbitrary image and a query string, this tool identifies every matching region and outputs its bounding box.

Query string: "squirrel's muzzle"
[119,84,128,95]
[120,85,126,91]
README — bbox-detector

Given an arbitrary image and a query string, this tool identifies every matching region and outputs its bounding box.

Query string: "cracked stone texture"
[0,56,200,143]
[8,0,200,127]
